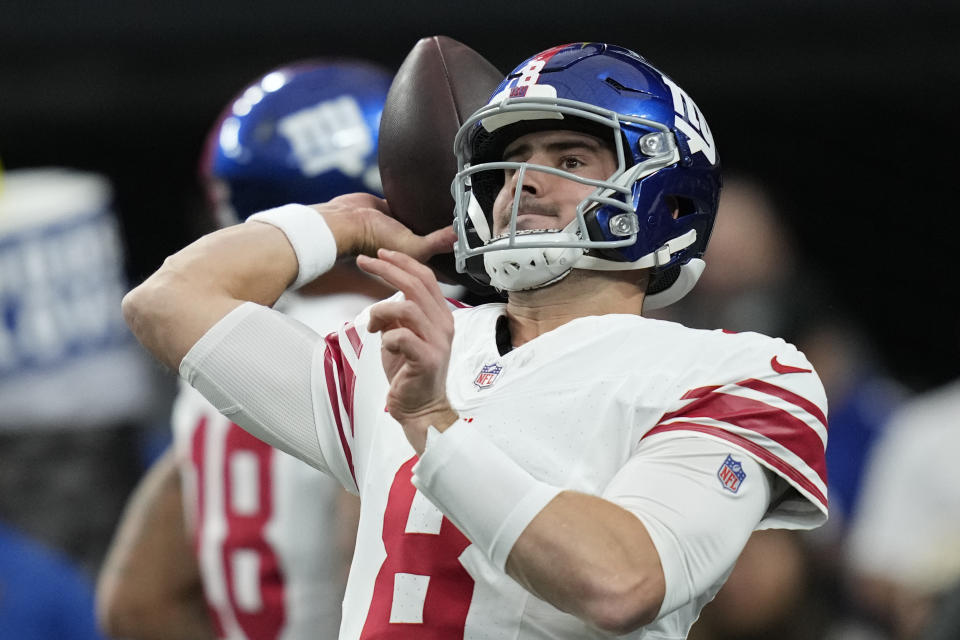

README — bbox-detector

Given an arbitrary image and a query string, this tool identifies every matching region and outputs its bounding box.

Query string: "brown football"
[378,35,503,292]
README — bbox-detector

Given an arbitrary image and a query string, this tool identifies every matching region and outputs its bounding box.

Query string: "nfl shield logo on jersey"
[717,455,746,493]
[474,363,503,390]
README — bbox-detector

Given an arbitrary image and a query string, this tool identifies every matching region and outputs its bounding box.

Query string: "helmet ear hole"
[664,195,697,220]
[676,196,698,218]
[664,195,680,220]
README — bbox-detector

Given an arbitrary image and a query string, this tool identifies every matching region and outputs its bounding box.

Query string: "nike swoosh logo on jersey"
[770,355,812,375]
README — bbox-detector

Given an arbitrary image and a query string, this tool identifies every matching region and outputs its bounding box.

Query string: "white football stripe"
[326,351,355,451]
[340,330,361,371]
[724,384,828,446]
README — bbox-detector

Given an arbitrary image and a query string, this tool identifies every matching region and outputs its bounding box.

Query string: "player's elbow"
[122,257,197,370]
[580,569,665,634]
[122,279,154,342]
[123,258,179,335]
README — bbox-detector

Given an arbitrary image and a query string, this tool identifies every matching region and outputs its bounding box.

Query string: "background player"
[122,43,829,638]
[96,58,394,640]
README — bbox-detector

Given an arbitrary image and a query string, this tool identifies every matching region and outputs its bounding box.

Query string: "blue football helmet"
[201,59,393,225]
[451,43,721,308]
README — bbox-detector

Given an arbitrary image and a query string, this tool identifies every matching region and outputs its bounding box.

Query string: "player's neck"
[505,270,646,348]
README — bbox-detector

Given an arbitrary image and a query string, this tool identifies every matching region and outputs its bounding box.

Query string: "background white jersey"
[183,299,828,639]
[846,378,960,593]
[172,292,375,640]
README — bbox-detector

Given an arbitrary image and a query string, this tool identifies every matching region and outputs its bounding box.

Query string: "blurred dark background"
[2,0,958,392]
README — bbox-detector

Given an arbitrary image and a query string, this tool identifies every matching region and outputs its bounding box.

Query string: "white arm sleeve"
[603,434,775,620]
[179,302,333,474]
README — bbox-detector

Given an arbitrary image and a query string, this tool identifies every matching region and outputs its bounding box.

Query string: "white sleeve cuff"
[412,419,562,571]
[246,203,337,289]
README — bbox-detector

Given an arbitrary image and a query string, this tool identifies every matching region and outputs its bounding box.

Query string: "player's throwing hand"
[319,193,456,263]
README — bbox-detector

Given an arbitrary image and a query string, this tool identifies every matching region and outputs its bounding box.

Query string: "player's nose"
[506,162,546,199]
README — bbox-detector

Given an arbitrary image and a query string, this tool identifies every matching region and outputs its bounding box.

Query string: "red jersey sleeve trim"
[344,323,363,358]
[323,331,357,488]
[446,297,471,309]
[656,379,827,484]
[738,378,827,430]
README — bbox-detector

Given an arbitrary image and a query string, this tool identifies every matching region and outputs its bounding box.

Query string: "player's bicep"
[602,435,772,620]
[180,302,337,476]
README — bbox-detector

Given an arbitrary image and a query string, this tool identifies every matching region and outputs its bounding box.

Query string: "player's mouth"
[515,212,560,231]
[495,199,562,234]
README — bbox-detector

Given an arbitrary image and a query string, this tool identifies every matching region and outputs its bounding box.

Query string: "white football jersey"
[846,378,960,593]
[183,299,828,639]
[172,292,375,640]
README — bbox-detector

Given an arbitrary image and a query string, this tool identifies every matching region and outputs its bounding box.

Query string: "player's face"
[491,130,617,237]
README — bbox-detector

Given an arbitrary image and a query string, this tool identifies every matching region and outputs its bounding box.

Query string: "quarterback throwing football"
[124,43,828,639]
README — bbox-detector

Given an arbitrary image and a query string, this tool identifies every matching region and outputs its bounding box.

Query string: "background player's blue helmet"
[201,59,392,225]
[452,43,721,308]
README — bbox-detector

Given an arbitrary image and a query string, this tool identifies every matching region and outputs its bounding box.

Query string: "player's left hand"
[358,249,459,453]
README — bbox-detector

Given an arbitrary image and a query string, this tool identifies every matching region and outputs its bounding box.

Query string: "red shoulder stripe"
[738,378,827,430]
[657,384,827,482]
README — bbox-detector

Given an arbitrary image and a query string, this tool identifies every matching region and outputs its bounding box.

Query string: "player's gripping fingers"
[367,299,435,342]
[371,249,452,328]
[358,254,451,332]
[358,255,434,311]
[376,248,443,297]
[380,325,431,362]
[358,250,436,295]
[379,325,449,404]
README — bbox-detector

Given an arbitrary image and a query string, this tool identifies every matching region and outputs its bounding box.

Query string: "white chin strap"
[482,225,704,308]
[483,231,585,291]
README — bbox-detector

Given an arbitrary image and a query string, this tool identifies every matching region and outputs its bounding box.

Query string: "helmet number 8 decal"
[516,59,545,88]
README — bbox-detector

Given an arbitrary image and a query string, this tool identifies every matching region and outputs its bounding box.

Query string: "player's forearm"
[124,197,448,372]
[123,222,300,370]
[505,491,665,634]
[412,419,665,633]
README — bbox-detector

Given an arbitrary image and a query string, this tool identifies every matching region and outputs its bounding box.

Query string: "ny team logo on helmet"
[451,43,721,308]
[201,59,393,225]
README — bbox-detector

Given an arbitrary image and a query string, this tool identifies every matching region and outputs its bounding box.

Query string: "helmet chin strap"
[482,221,703,307]
[482,228,585,291]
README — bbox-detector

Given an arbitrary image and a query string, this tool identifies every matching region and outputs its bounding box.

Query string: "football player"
[97,59,394,640]
[123,43,828,638]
